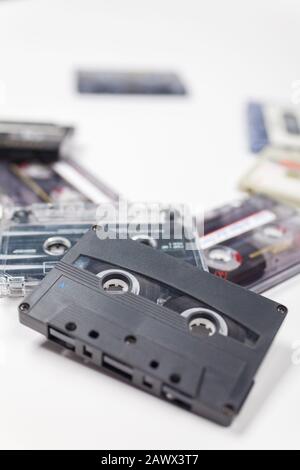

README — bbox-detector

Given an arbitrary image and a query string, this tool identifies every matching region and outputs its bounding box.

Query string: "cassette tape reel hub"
[181,308,229,338]
[43,237,72,256]
[206,246,242,272]
[98,269,140,295]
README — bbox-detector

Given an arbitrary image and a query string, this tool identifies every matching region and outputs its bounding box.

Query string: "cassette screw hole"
[170,373,181,384]
[125,335,137,345]
[277,305,288,315]
[19,303,30,313]
[12,210,31,223]
[223,404,236,417]
[89,330,99,339]
[65,322,77,332]
[150,360,159,369]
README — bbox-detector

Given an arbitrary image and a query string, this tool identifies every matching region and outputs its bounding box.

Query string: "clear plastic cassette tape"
[0,202,98,297]
[0,202,206,297]
[200,194,300,293]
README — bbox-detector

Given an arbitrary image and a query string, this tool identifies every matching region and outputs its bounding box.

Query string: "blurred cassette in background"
[77,70,187,96]
[0,119,120,207]
[0,121,74,163]
[240,152,300,207]
[247,101,300,156]
[201,194,300,293]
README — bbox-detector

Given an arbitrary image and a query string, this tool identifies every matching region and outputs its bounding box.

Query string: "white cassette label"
[200,210,277,250]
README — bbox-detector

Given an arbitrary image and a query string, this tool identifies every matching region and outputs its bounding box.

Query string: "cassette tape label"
[200,209,277,250]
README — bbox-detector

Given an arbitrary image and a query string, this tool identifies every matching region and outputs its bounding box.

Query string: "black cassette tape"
[201,195,300,293]
[0,121,74,163]
[19,227,287,426]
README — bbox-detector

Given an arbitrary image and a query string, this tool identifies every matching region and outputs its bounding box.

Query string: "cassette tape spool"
[19,227,287,426]
[0,203,206,297]
[201,195,300,292]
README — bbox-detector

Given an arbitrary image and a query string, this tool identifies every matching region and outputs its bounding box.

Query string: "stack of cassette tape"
[197,101,300,293]
[0,116,291,427]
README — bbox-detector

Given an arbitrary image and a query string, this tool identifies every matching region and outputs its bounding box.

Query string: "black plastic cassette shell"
[20,229,287,426]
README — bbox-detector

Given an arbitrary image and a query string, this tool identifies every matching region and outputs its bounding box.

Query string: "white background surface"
[0,0,300,450]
